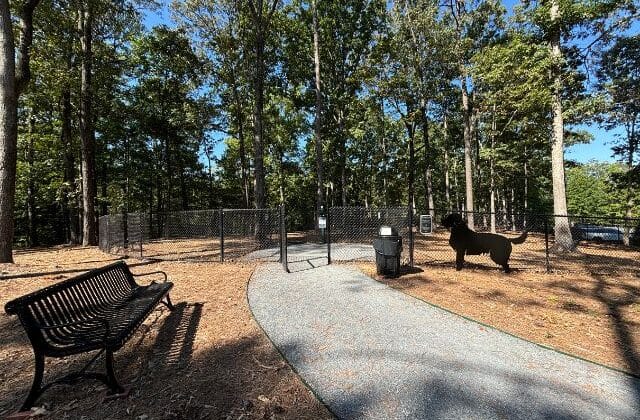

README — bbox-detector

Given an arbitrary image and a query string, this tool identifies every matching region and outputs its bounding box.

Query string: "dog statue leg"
[456,250,465,271]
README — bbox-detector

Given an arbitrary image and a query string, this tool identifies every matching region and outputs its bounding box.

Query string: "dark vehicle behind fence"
[571,223,626,243]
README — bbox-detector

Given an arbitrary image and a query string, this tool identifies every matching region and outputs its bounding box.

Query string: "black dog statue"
[441,213,527,273]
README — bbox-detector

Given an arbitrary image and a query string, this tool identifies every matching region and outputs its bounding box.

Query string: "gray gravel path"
[248,263,640,420]
[242,243,373,264]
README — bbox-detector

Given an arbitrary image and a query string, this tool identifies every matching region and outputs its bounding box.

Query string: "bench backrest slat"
[4,261,137,324]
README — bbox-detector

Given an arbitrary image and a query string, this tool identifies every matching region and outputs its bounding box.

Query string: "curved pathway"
[248,263,640,420]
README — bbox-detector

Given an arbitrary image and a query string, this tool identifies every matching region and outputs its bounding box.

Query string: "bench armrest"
[132,270,168,283]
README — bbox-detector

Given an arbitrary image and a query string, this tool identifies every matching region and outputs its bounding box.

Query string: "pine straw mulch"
[412,230,640,275]
[0,247,332,420]
[359,261,640,377]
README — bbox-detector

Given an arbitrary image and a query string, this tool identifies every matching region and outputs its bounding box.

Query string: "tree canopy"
[0,0,638,255]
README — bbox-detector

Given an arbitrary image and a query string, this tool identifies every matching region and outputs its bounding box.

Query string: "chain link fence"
[328,207,410,263]
[413,209,640,274]
[98,206,639,275]
[98,208,281,263]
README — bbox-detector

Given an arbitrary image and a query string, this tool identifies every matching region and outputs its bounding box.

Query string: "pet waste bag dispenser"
[373,225,402,277]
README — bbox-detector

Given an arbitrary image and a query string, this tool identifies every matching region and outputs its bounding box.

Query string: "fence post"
[139,214,143,259]
[219,208,224,263]
[280,205,289,272]
[544,215,550,273]
[408,205,414,267]
[327,207,332,265]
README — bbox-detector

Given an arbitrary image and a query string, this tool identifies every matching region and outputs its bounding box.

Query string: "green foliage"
[598,35,640,164]
[8,0,640,247]
[566,162,639,216]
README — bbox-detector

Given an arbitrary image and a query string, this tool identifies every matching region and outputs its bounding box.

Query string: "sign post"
[318,205,327,243]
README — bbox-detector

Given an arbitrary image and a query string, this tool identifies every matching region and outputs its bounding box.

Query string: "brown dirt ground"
[358,261,640,377]
[0,247,332,420]
[107,236,279,263]
[413,230,640,275]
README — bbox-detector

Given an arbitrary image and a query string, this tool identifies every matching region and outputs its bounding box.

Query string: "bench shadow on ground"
[3,287,640,418]
[1,301,330,419]
[113,302,329,418]
[277,340,640,419]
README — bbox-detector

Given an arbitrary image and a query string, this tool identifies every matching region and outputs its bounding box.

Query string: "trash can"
[373,226,402,277]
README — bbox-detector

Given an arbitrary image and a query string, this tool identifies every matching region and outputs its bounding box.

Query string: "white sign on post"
[318,216,327,229]
[419,215,433,235]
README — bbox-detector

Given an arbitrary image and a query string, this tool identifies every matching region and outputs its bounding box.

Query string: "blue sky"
[142,1,633,165]
[566,125,623,163]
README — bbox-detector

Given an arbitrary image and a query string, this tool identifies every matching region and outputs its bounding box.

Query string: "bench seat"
[4,260,174,411]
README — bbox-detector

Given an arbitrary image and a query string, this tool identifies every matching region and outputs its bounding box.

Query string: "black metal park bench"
[4,260,174,411]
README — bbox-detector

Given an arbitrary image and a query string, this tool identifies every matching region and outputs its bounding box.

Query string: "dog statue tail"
[510,231,528,244]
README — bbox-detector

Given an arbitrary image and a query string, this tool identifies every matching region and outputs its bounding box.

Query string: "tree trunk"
[443,114,451,210]
[381,100,388,207]
[26,116,37,246]
[523,146,528,229]
[312,0,325,212]
[337,109,347,206]
[252,9,267,209]
[501,191,507,227]
[461,73,474,228]
[421,107,434,219]
[154,139,163,236]
[164,135,171,211]
[623,119,636,246]
[549,0,573,251]
[98,116,107,217]
[510,188,516,231]
[404,121,416,209]
[490,106,496,234]
[61,80,80,244]
[0,34,17,259]
[453,158,460,212]
[206,150,215,208]
[278,148,285,204]
[0,0,40,262]
[406,120,415,267]
[230,68,249,208]
[79,3,97,246]
[180,169,188,210]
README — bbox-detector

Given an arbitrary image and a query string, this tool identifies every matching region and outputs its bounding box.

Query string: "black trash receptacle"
[373,226,402,277]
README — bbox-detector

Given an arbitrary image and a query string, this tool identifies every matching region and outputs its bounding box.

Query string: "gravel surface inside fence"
[248,263,640,420]
[242,243,374,262]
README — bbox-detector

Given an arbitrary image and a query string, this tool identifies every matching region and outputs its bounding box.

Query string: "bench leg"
[20,351,45,411]
[162,294,175,311]
[104,351,125,395]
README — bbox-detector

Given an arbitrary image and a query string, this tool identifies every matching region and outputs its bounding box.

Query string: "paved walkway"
[248,263,640,420]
